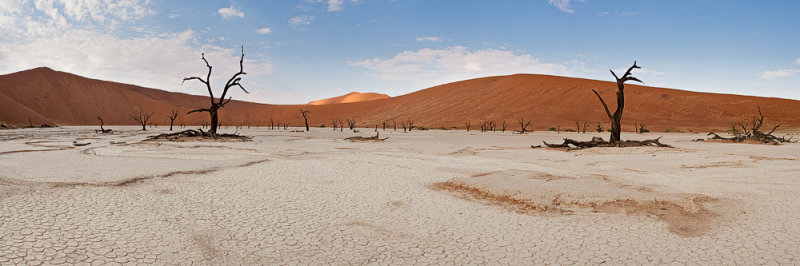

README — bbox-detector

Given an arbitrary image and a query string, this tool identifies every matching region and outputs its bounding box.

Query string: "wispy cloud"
[0,1,272,94]
[218,5,244,19]
[598,11,638,17]
[289,15,314,28]
[415,36,442,42]
[548,0,575,13]
[257,27,272,34]
[760,69,800,80]
[796,58,800,65]
[350,46,568,85]
[306,0,355,12]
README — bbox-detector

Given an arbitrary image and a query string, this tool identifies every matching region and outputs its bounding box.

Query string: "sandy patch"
[434,169,727,236]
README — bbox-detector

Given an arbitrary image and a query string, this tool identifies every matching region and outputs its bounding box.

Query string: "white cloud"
[349,46,568,85]
[415,36,442,42]
[760,69,800,80]
[306,0,355,12]
[796,58,800,65]
[327,0,343,11]
[218,5,244,19]
[549,0,575,13]
[0,0,25,13]
[257,27,272,34]
[289,15,314,28]
[0,1,272,95]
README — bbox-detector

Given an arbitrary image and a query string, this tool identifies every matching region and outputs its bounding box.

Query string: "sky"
[0,0,798,104]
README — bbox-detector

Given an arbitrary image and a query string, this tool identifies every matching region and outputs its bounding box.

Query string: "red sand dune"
[2,67,799,132]
[308,92,389,105]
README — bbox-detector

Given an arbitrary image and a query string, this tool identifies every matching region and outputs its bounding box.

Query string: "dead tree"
[393,121,397,131]
[465,121,471,132]
[382,120,387,131]
[300,109,310,131]
[592,61,642,145]
[332,119,338,131]
[501,120,507,132]
[167,109,179,131]
[129,108,153,131]
[406,119,414,131]
[400,121,408,133]
[183,46,248,137]
[95,116,112,133]
[582,122,588,133]
[540,136,671,151]
[518,117,532,134]
[575,120,581,134]
[634,123,648,133]
[708,106,793,144]
[346,119,357,130]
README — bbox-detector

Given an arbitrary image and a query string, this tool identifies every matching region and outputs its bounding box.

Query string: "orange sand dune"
[308,92,390,105]
[2,67,799,132]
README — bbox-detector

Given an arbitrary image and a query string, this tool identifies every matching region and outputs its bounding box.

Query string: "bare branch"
[592,89,613,120]
[187,108,211,114]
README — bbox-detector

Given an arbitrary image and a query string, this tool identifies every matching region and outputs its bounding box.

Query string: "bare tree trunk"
[300,109,310,131]
[183,46,248,138]
[592,61,641,145]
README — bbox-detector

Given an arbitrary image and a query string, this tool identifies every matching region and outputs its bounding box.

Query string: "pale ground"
[1,126,798,265]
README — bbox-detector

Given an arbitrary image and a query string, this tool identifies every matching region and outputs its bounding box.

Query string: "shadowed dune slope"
[1,67,799,132]
[308,92,389,105]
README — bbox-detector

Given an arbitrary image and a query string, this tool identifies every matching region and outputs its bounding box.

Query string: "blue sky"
[0,0,798,104]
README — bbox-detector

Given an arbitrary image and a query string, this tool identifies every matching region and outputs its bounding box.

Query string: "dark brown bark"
[592,61,642,145]
[96,116,111,133]
[167,109,179,131]
[183,46,248,137]
[518,117,532,134]
[300,109,311,131]
[539,136,671,151]
[129,108,153,131]
[708,106,794,144]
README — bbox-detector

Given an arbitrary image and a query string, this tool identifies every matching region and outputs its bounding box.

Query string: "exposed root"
[147,129,251,142]
[538,136,672,151]
[707,106,795,145]
[345,132,388,142]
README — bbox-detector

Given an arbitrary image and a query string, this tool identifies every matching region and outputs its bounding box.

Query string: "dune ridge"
[1,67,799,132]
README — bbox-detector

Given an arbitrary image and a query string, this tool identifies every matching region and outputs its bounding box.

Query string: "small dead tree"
[332,119,338,131]
[96,116,111,133]
[518,116,532,134]
[400,121,408,133]
[393,121,397,131]
[129,108,153,131]
[406,119,414,131]
[167,109,179,131]
[300,109,311,131]
[183,46,248,137]
[346,119,357,130]
[592,61,642,145]
[582,122,589,133]
[708,106,794,144]
[465,121,471,132]
[382,120,387,131]
[501,120,507,132]
[634,123,648,134]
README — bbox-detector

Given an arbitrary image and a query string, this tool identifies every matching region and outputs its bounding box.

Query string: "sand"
[307,92,390,105]
[1,126,798,264]
[4,67,800,132]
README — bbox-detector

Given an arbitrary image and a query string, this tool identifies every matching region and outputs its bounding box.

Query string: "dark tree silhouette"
[96,116,111,133]
[300,109,310,131]
[518,116,532,134]
[708,106,794,144]
[592,61,642,145]
[167,109,179,131]
[183,46,248,137]
[346,119,357,130]
[129,107,153,131]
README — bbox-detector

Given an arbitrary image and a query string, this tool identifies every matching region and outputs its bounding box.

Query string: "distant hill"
[308,92,390,105]
[2,67,799,132]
